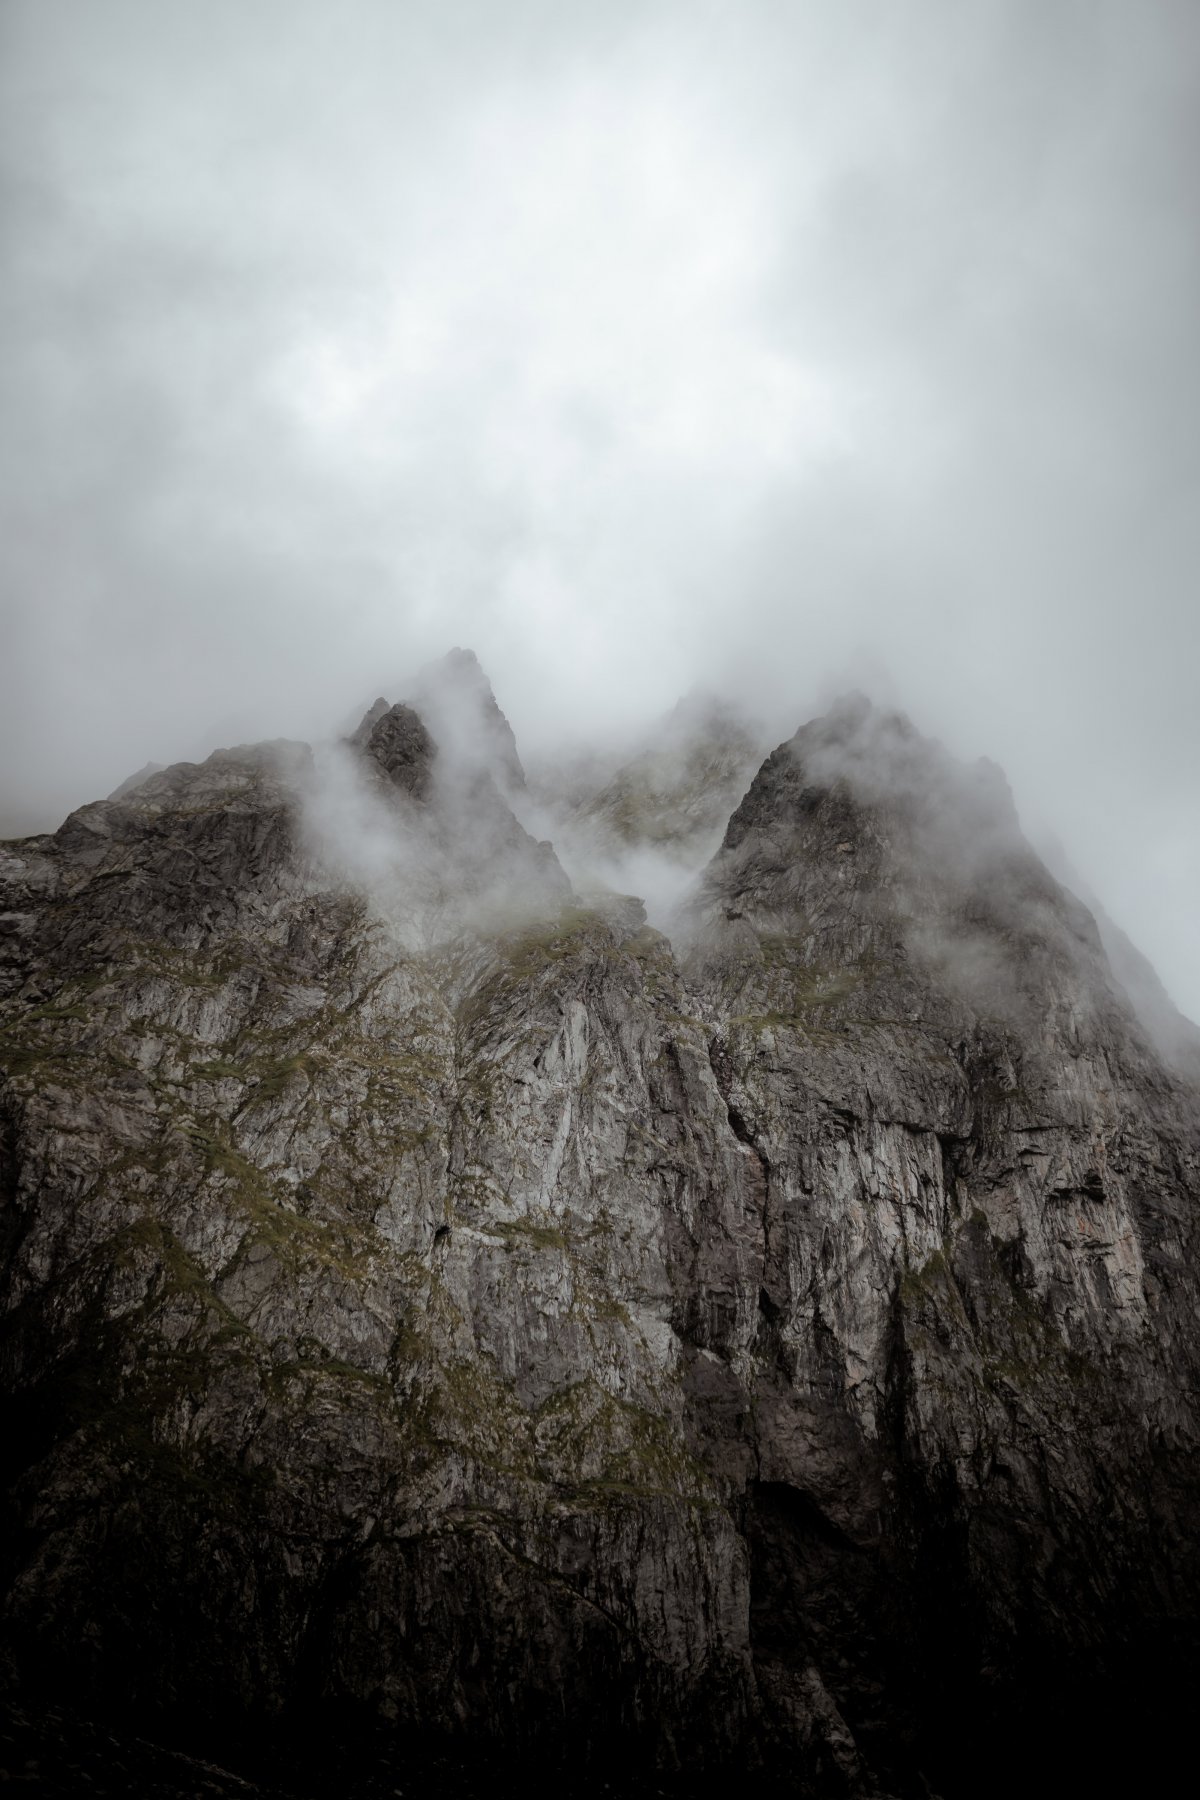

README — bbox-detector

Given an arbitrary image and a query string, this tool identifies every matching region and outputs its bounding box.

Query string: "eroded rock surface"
[1,683,1197,1797]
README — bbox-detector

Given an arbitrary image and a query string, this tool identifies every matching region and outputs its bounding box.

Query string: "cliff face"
[680,699,1200,1779]
[0,674,1197,1796]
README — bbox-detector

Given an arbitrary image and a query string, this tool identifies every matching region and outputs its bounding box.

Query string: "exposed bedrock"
[0,684,1197,1795]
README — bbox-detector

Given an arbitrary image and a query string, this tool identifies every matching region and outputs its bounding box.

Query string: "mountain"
[555,690,763,854]
[106,759,166,800]
[530,690,766,929]
[1,669,1198,1797]
[405,645,528,796]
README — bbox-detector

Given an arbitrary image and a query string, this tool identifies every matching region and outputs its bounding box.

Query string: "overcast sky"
[2,0,1198,1015]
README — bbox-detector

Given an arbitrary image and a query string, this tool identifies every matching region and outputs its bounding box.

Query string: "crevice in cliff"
[706,1034,768,1167]
[707,1034,775,1313]
[757,1286,781,1326]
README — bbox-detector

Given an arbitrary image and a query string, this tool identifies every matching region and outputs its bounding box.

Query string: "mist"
[2,1,1198,1016]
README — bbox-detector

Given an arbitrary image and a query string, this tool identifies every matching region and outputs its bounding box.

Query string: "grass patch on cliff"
[0,984,110,1083]
[164,1118,376,1280]
[493,1215,569,1253]
[456,906,619,1031]
[0,1033,86,1081]
[405,1355,537,1478]
[248,1052,319,1102]
[110,1214,225,1302]
[899,1223,1102,1403]
[534,1380,710,1501]
[264,1355,392,1400]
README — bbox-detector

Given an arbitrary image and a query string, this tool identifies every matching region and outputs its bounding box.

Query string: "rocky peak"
[404,646,527,796]
[659,685,757,745]
[725,691,1019,849]
[700,694,1125,1046]
[336,691,568,937]
[355,701,436,802]
[106,759,165,801]
[346,695,390,746]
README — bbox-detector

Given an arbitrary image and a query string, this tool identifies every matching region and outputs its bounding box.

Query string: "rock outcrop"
[405,647,528,797]
[0,678,1197,1797]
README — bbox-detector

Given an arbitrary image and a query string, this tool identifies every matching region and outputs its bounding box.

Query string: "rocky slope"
[0,667,1197,1796]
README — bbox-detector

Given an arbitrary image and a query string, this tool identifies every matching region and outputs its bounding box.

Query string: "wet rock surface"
[1,680,1197,1797]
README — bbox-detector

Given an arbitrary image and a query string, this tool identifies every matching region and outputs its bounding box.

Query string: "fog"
[2,1,1198,1016]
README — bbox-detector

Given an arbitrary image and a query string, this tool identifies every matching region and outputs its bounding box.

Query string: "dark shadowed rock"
[359,701,436,801]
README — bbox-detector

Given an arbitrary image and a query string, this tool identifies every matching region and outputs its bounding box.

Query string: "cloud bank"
[1,0,1198,1014]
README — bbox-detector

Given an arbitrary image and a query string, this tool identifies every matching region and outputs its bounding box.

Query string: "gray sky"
[2,0,1198,1017]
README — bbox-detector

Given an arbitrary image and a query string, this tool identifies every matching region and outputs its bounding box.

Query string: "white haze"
[299,740,437,948]
[301,682,572,952]
[1,1,1198,1017]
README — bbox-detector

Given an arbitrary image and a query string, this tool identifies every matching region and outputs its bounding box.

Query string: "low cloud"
[2,1,1198,1015]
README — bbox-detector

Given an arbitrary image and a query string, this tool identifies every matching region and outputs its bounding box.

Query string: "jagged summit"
[714,697,1058,923]
[694,692,1160,1074]
[106,759,165,801]
[346,650,527,807]
[404,645,527,795]
[758,689,1016,831]
[659,684,757,742]
[347,695,390,746]
[354,700,435,801]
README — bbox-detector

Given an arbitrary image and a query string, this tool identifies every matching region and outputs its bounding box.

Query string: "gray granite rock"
[0,684,1196,1796]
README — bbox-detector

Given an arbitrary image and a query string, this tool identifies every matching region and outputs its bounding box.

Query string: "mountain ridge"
[1,659,1197,1797]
